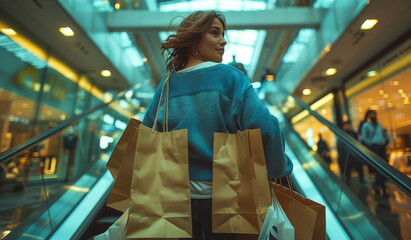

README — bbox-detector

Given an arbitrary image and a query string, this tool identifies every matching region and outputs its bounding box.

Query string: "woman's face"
[196,18,227,63]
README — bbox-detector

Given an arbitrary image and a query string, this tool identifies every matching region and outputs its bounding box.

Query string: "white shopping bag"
[258,190,294,240]
[94,209,129,240]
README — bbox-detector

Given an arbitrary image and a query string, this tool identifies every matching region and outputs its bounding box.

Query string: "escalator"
[1,81,410,239]
[263,81,411,239]
[0,86,137,239]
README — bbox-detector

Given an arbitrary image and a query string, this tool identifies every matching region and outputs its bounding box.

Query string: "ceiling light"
[302,89,311,95]
[383,94,389,98]
[398,89,404,94]
[114,3,120,9]
[367,70,377,77]
[368,98,373,103]
[59,27,74,36]
[325,68,337,76]
[266,75,275,81]
[361,19,378,30]
[0,28,17,35]
[324,44,331,53]
[393,81,399,86]
[387,102,393,107]
[370,105,379,110]
[142,57,148,62]
[101,70,111,77]
[378,90,384,95]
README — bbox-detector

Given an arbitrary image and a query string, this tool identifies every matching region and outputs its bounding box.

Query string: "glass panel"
[263,79,410,239]
[0,90,138,238]
[347,68,411,239]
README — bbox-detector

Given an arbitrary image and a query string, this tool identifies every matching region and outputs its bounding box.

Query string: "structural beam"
[133,32,167,84]
[107,8,326,32]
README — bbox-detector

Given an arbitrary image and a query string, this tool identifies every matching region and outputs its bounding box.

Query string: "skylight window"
[115,32,144,67]
[91,0,114,12]
[313,0,335,8]
[282,29,315,63]
[157,0,267,78]
[0,35,47,69]
[158,0,266,12]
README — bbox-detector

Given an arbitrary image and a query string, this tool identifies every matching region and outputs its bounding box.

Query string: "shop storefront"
[346,39,411,177]
[0,26,136,184]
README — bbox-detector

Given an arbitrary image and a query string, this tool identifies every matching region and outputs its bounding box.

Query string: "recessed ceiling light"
[59,27,74,36]
[101,70,111,77]
[302,89,311,95]
[361,19,378,30]
[325,68,337,76]
[143,57,148,62]
[367,70,377,77]
[114,3,120,9]
[0,28,17,35]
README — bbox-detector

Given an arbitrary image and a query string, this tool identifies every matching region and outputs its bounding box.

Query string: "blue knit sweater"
[142,63,292,180]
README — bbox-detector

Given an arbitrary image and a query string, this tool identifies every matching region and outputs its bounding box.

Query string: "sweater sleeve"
[235,86,293,178]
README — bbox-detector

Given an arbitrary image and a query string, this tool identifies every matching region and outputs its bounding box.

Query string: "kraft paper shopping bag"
[106,126,139,212]
[125,76,192,239]
[271,179,326,240]
[94,209,179,240]
[212,129,271,234]
[106,118,141,180]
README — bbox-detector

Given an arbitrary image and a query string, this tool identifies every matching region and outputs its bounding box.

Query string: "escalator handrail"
[274,83,411,196]
[0,86,137,165]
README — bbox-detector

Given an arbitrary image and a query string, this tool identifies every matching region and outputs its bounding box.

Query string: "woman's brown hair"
[161,10,226,73]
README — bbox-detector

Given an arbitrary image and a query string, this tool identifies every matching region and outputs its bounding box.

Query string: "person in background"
[358,110,374,142]
[143,10,293,239]
[228,55,248,78]
[317,133,331,167]
[360,110,390,196]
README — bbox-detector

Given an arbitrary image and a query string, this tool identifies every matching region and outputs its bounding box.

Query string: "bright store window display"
[348,68,411,177]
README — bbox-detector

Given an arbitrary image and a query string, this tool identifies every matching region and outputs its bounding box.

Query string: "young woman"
[142,10,293,239]
[360,110,390,196]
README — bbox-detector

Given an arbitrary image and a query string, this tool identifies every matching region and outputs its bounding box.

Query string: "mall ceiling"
[0,0,410,107]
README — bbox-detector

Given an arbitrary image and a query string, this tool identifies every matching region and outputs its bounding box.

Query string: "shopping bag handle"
[272,176,309,200]
[271,176,294,195]
[152,75,170,132]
